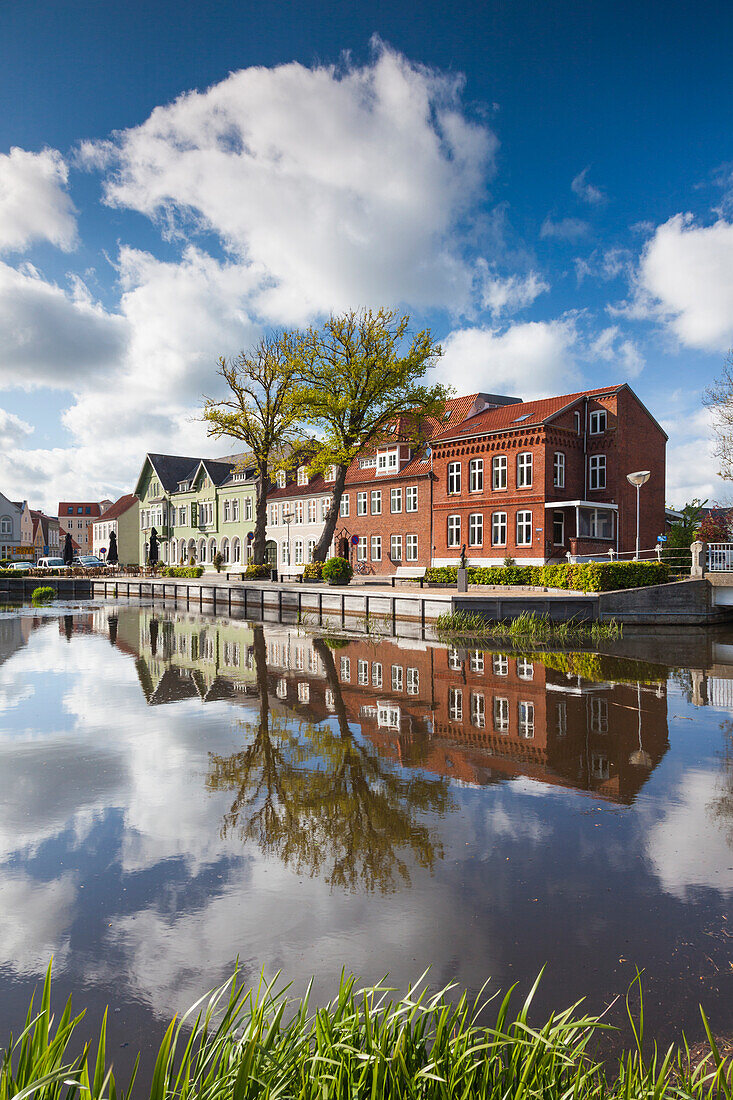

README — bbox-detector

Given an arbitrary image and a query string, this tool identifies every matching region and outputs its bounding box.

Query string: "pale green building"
[133,452,259,569]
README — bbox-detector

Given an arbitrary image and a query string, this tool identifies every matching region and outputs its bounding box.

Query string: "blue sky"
[1,0,732,510]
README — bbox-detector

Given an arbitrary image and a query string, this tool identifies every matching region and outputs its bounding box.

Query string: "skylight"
[443,409,452,420]
[513,413,532,423]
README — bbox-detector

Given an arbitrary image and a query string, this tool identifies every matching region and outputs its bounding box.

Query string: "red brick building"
[429,383,666,565]
[58,500,111,555]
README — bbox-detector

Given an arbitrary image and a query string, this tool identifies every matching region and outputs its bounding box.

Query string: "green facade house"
[133,452,259,569]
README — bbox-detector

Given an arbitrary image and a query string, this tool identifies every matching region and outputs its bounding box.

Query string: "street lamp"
[626,470,650,560]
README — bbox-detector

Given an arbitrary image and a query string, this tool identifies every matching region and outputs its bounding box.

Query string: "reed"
[435,609,622,642]
[2,965,730,1100]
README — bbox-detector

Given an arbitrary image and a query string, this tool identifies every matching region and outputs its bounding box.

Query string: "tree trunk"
[313,463,347,562]
[253,466,268,565]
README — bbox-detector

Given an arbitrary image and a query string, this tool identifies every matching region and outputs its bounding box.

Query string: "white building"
[265,464,336,576]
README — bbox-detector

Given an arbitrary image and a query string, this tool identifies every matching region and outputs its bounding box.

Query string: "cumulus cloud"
[436,317,579,399]
[0,147,77,253]
[539,216,589,241]
[82,41,497,322]
[661,404,726,506]
[0,408,33,448]
[0,261,126,388]
[480,269,549,318]
[629,214,733,352]
[571,167,606,206]
[589,325,644,378]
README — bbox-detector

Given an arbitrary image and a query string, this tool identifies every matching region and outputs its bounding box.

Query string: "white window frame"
[491,512,507,546]
[371,490,382,515]
[390,487,402,513]
[406,667,419,695]
[589,454,606,490]
[469,458,484,492]
[553,452,565,489]
[492,654,508,676]
[357,536,367,562]
[516,510,532,546]
[589,409,607,435]
[494,696,509,733]
[391,665,404,691]
[447,461,461,495]
[390,534,402,561]
[517,452,533,488]
[357,491,367,515]
[371,535,382,561]
[405,486,418,512]
[449,687,463,721]
[519,701,535,739]
[340,494,350,517]
[447,514,461,547]
[468,513,483,547]
[406,534,418,561]
[492,455,507,490]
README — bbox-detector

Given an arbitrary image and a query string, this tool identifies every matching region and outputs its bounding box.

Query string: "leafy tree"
[206,628,450,892]
[292,309,449,561]
[202,335,305,565]
[703,350,733,479]
[696,508,732,543]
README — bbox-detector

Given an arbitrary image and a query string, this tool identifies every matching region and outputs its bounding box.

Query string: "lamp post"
[626,470,650,560]
[283,511,294,571]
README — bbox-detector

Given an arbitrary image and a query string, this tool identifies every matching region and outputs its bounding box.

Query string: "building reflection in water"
[93,606,672,807]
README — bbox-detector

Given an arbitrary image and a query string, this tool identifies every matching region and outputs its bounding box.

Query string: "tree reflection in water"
[206,628,452,892]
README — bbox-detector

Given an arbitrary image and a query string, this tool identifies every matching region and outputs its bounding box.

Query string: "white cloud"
[571,167,606,206]
[0,261,127,388]
[437,317,579,399]
[589,325,644,378]
[0,408,33,448]
[83,41,497,323]
[0,147,77,253]
[480,270,549,318]
[631,214,733,352]
[661,404,726,506]
[539,216,589,241]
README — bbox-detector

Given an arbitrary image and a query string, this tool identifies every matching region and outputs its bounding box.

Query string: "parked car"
[36,557,67,570]
[72,555,105,568]
[8,561,33,571]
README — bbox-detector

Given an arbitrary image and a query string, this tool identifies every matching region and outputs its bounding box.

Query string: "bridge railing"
[707,543,733,571]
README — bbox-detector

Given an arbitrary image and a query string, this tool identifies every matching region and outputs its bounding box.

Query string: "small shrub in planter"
[214,551,224,573]
[322,556,353,585]
[31,586,55,603]
[302,561,323,581]
[244,563,272,579]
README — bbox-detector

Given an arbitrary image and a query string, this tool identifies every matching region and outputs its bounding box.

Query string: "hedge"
[243,563,272,579]
[160,565,204,578]
[424,560,670,593]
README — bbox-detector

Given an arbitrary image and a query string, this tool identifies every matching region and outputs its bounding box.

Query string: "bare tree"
[703,350,733,480]
[202,334,304,565]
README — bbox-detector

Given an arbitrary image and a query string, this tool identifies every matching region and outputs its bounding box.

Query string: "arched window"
[208,538,217,562]
[188,539,197,562]
[232,537,241,563]
[169,539,177,563]
[198,538,207,563]
[221,537,230,563]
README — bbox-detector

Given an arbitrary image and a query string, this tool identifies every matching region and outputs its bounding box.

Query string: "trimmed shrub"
[322,556,353,584]
[302,561,323,580]
[214,551,224,573]
[161,565,204,578]
[244,563,272,579]
[426,561,670,592]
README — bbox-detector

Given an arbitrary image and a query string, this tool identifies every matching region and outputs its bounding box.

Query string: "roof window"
[443,409,452,420]
[512,413,532,423]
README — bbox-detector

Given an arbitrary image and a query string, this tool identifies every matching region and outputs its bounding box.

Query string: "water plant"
[435,609,622,642]
[2,965,731,1100]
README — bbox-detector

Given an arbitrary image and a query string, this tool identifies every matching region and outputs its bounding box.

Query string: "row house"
[265,383,666,573]
[30,511,61,558]
[58,500,112,555]
[134,452,259,568]
[92,494,140,564]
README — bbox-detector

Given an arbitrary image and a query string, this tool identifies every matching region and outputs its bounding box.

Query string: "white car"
[9,561,33,571]
[36,557,67,570]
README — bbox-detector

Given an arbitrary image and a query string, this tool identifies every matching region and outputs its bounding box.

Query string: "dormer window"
[325,465,337,482]
[443,408,452,421]
[297,466,309,486]
[276,471,286,489]
[377,450,399,475]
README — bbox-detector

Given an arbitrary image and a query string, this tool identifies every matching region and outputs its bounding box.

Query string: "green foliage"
[161,566,205,578]
[322,556,353,583]
[435,610,622,642]
[243,563,272,578]
[31,586,55,603]
[213,551,224,573]
[425,561,669,592]
[3,964,731,1100]
[301,560,323,580]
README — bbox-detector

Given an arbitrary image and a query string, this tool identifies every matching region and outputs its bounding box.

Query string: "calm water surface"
[0,601,732,1065]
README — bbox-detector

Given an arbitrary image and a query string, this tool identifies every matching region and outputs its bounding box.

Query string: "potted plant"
[322,556,353,586]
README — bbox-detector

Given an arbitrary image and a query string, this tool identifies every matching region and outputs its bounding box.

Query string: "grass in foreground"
[435,609,622,643]
[1,965,731,1100]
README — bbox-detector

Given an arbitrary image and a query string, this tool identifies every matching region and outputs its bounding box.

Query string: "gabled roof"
[98,494,138,522]
[432,385,626,442]
[58,501,104,516]
[136,454,204,495]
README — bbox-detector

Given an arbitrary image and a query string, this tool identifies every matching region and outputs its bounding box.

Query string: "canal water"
[0,601,732,1067]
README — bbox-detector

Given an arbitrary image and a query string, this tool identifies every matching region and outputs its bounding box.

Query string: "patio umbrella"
[63,532,73,565]
[149,617,159,657]
[108,615,118,646]
[107,530,118,565]
[148,527,159,565]
[63,615,73,642]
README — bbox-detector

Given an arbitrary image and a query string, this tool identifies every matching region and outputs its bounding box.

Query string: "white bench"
[280,565,305,582]
[391,566,427,587]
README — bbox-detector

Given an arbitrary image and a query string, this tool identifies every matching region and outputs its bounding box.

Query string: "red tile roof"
[98,494,138,522]
[58,501,104,517]
[433,385,623,442]
[267,475,334,500]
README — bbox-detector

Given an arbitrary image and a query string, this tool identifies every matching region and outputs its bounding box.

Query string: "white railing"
[707,543,733,572]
